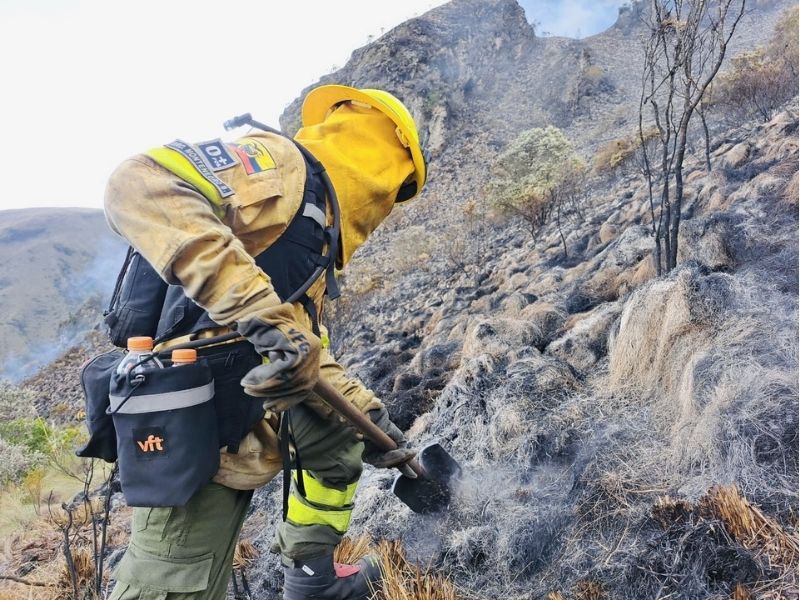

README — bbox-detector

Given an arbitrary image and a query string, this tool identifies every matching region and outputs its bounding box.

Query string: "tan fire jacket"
[104,132,382,490]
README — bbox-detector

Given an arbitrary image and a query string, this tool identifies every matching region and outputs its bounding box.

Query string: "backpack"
[79,117,340,462]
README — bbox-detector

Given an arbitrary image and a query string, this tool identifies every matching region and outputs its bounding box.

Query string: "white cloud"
[0,0,446,210]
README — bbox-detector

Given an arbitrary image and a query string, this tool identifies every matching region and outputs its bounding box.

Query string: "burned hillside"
[0,1,797,599]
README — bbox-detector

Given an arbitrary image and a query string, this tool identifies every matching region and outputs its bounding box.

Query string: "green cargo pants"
[109,404,364,600]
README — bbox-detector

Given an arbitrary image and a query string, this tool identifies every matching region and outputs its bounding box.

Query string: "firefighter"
[103,85,427,600]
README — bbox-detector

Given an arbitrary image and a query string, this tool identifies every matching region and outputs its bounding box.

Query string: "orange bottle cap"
[172,349,197,363]
[127,336,154,352]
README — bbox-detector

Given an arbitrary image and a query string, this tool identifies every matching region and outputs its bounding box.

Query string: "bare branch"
[0,575,55,588]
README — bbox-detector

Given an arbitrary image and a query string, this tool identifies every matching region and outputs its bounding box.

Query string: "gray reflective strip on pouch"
[302,203,327,228]
[109,381,215,414]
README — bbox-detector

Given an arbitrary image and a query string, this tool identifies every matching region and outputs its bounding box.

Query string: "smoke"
[1,233,126,383]
[67,233,127,306]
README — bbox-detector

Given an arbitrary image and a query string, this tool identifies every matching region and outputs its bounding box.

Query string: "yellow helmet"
[301,84,427,202]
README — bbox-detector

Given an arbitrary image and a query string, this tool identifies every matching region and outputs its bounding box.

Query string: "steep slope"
[246,103,798,600]
[0,208,125,381]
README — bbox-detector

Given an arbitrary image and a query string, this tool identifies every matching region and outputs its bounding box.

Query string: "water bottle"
[171,349,197,366]
[116,336,164,375]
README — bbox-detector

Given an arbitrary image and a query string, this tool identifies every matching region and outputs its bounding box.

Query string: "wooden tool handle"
[314,379,425,478]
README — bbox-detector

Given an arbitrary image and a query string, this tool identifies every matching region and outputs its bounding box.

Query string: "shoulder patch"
[197,139,237,172]
[229,138,277,176]
[164,140,235,198]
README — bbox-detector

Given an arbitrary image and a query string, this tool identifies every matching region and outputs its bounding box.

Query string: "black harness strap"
[280,414,291,520]
[302,295,320,337]
[279,409,306,521]
[105,246,134,318]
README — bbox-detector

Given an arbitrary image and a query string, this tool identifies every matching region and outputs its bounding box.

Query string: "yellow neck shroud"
[294,103,415,266]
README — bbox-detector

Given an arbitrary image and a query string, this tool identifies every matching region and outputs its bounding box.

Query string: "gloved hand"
[236,303,320,407]
[362,407,418,479]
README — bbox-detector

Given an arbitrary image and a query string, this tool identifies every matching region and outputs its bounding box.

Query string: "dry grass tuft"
[700,485,799,571]
[334,536,375,566]
[774,154,798,206]
[233,540,258,569]
[379,539,462,600]
[335,536,466,600]
[732,583,752,600]
[575,580,606,600]
[641,487,798,599]
[57,546,94,594]
[783,171,798,206]
[628,256,656,287]
[544,582,607,600]
[47,499,103,529]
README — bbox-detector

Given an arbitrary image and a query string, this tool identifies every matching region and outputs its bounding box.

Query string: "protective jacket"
[103,125,406,490]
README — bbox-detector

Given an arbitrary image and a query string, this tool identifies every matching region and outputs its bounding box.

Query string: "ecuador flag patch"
[229,138,277,175]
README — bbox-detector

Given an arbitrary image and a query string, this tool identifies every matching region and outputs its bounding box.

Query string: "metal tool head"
[392,443,462,514]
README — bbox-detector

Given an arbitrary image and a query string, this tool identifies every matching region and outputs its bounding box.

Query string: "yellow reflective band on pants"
[296,471,357,507]
[286,472,357,534]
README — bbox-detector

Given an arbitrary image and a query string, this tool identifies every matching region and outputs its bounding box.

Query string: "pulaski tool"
[314,379,462,514]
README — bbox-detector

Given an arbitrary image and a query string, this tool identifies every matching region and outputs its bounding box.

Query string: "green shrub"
[0,417,82,472]
[0,380,37,421]
[0,437,44,485]
[488,126,587,246]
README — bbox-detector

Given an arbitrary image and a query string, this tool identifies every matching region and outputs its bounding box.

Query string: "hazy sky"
[0,0,624,211]
[520,0,627,37]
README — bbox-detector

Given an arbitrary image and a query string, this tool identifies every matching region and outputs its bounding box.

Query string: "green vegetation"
[0,381,83,486]
[489,126,587,254]
[0,380,91,541]
[0,417,81,475]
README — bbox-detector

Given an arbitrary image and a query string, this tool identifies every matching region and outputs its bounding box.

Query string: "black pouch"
[197,341,266,454]
[76,350,124,462]
[104,248,169,348]
[109,360,219,507]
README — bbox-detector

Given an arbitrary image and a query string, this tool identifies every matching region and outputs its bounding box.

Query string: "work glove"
[236,303,320,410]
[362,407,418,479]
